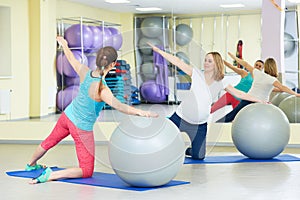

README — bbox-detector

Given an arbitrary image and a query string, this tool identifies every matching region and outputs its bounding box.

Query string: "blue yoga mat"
[6,167,189,191]
[184,154,300,164]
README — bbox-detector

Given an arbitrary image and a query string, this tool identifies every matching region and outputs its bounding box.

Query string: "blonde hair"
[264,58,278,78]
[207,52,225,81]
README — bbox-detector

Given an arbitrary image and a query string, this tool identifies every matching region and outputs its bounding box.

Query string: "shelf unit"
[56,16,124,112]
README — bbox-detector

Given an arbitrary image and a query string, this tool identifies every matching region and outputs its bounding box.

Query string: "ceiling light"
[136,7,162,12]
[105,0,130,3]
[220,4,245,8]
[288,0,300,3]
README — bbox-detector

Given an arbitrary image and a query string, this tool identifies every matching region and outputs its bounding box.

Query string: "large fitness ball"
[64,76,80,87]
[138,37,162,55]
[140,17,163,38]
[56,51,64,75]
[64,24,94,49]
[109,27,123,51]
[87,55,97,71]
[108,116,185,187]
[140,80,167,103]
[85,26,103,53]
[61,50,88,77]
[284,32,296,58]
[271,92,291,106]
[56,85,80,111]
[140,62,158,81]
[279,95,300,123]
[231,103,290,159]
[176,51,190,64]
[98,26,113,47]
[175,24,193,46]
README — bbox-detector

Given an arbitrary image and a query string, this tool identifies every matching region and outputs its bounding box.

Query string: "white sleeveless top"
[247,68,277,102]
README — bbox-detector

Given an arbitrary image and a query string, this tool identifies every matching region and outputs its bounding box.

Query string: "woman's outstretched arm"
[227,52,254,73]
[148,43,193,76]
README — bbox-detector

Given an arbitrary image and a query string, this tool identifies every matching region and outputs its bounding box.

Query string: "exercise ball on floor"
[271,92,291,106]
[108,27,123,51]
[140,80,167,103]
[56,85,80,111]
[279,95,300,123]
[175,24,193,46]
[62,50,88,77]
[231,103,290,159]
[108,116,185,187]
[140,17,163,38]
[138,37,162,55]
[64,24,94,50]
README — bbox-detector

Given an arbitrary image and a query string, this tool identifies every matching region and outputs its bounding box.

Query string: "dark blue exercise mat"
[184,154,300,164]
[6,167,190,191]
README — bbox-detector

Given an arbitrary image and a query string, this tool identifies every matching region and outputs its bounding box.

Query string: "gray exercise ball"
[140,62,158,81]
[138,37,162,55]
[140,17,163,38]
[108,116,185,187]
[271,92,291,106]
[175,24,193,46]
[279,95,300,123]
[176,51,190,64]
[231,103,290,159]
[284,32,296,58]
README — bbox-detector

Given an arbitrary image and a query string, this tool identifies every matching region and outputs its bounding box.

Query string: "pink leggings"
[211,92,240,113]
[41,112,95,178]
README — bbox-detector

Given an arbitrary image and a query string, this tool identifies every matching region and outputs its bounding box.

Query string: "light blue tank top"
[64,70,106,131]
[233,72,253,100]
[234,72,253,92]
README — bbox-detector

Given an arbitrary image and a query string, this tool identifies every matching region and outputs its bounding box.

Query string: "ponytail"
[96,46,118,95]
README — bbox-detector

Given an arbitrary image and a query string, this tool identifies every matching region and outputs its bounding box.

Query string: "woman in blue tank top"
[211,59,264,113]
[25,37,158,184]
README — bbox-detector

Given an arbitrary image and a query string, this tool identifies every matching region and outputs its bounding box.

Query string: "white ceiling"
[66,0,297,14]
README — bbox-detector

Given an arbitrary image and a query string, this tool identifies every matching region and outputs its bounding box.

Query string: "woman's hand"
[56,36,68,48]
[136,110,159,118]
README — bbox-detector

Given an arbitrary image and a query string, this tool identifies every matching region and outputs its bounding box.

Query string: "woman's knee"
[81,166,94,178]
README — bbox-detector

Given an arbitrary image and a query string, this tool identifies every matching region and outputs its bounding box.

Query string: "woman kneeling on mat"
[216,52,300,123]
[148,43,226,160]
[25,37,158,184]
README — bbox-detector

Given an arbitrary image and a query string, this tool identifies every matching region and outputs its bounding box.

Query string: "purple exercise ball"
[98,26,113,47]
[85,26,103,53]
[62,50,88,77]
[140,80,166,103]
[64,24,94,49]
[109,27,123,50]
[87,55,97,71]
[56,85,80,111]
[64,76,80,87]
[56,51,64,75]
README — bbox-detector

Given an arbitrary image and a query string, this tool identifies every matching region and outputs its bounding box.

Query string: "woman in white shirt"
[216,52,300,123]
[148,43,225,160]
